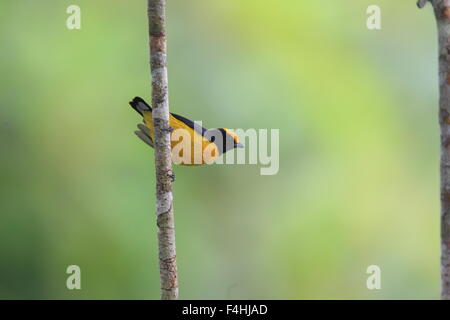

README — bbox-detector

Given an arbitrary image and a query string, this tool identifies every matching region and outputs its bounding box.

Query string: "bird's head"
[205,128,244,154]
[221,128,244,149]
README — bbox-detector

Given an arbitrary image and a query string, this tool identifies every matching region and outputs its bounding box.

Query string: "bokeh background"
[0,0,442,299]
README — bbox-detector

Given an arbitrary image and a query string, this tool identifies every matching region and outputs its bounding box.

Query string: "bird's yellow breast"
[142,111,219,166]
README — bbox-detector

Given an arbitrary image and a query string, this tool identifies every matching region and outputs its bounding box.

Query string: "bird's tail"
[129,96,152,116]
[130,97,154,148]
[134,124,154,148]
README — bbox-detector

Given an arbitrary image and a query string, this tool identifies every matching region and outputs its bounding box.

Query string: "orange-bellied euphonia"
[129,97,243,166]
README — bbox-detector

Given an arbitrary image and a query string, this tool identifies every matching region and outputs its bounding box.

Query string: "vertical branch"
[418,0,450,299]
[148,0,178,300]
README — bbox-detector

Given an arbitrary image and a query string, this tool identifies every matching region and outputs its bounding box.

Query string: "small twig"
[147,0,178,300]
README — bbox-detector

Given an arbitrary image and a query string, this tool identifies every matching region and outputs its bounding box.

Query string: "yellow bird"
[129,97,243,166]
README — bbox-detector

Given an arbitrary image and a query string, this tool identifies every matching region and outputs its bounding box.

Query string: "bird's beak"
[236,142,244,148]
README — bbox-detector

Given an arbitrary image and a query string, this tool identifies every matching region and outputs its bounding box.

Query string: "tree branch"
[419,0,450,299]
[147,0,178,300]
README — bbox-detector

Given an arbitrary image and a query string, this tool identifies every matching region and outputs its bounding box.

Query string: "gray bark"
[418,0,450,300]
[147,0,178,300]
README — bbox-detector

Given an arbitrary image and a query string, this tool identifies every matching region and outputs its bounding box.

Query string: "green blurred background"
[0,0,442,299]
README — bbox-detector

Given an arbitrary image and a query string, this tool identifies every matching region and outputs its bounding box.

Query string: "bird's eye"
[210,136,215,142]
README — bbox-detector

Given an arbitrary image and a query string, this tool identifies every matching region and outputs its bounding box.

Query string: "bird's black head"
[205,128,243,154]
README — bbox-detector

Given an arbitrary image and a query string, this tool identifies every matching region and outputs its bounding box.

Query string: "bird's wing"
[170,113,208,138]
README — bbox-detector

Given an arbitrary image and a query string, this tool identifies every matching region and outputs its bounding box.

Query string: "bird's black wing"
[170,113,209,138]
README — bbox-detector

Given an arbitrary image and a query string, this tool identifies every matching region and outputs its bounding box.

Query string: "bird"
[129,97,243,166]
